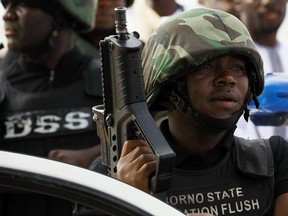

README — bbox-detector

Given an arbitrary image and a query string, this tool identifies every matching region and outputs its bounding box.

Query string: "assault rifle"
[92,7,175,193]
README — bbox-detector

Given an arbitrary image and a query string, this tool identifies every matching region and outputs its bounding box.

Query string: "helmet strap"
[169,90,244,133]
[242,73,260,122]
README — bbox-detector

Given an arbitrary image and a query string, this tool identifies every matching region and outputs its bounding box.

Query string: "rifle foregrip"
[109,36,146,110]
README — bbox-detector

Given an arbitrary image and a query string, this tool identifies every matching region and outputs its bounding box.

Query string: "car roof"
[0,150,184,216]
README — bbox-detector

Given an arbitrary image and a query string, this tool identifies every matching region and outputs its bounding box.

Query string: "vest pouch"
[234,136,274,178]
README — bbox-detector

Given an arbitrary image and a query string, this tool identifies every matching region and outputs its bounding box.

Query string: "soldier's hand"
[117,140,157,194]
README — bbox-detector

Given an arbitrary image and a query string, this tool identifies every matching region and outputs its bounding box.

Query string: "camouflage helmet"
[142,8,264,110]
[56,0,98,32]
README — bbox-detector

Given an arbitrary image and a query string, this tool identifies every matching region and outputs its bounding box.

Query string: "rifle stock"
[92,7,175,193]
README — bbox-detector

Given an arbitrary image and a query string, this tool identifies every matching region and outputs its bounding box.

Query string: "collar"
[159,119,236,170]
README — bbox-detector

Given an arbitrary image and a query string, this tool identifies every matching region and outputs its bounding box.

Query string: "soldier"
[92,8,288,216]
[0,0,101,215]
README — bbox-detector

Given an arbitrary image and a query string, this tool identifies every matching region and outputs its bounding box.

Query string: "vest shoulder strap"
[234,136,274,178]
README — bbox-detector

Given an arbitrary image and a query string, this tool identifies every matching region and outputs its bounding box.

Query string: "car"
[0,150,185,216]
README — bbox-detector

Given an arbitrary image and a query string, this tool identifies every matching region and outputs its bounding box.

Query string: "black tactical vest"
[155,137,274,216]
[0,59,102,154]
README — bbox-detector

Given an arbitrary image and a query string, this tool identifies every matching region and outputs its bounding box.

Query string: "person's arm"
[273,193,288,215]
[116,140,157,194]
[48,145,101,168]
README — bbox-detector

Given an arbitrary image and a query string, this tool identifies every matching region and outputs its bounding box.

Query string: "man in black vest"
[0,0,101,215]
[91,8,288,216]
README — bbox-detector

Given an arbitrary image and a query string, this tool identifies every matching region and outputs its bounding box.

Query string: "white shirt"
[255,41,288,75]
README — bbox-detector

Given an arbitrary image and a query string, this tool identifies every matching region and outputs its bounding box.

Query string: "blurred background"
[0,0,287,60]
